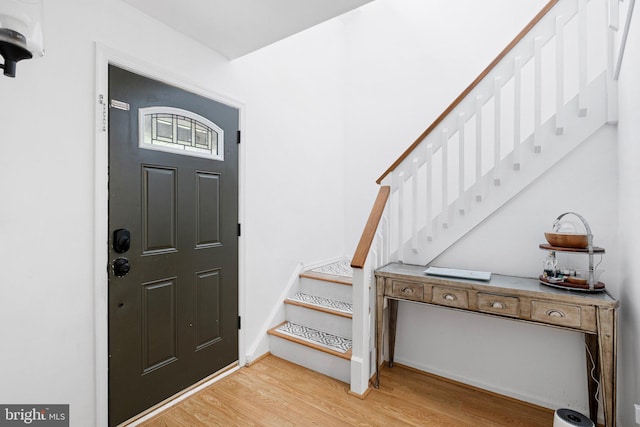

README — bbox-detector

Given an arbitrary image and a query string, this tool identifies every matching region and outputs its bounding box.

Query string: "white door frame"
[93,42,246,427]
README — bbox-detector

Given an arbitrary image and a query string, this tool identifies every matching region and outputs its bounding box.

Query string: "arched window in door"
[139,106,224,161]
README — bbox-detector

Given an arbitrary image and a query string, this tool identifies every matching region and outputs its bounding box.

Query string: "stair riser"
[285,304,352,339]
[299,278,352,303]
[269,335,350,383]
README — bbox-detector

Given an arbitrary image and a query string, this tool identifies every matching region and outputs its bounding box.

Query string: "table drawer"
[432,286,469,309]
[477,293,520,317]
[530,300,583,329]
[391,281,424,301]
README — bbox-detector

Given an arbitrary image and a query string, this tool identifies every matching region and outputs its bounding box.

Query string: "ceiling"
[121,0,375,59]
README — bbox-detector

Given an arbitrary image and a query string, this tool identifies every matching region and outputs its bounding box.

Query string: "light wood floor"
[140,355,553,426]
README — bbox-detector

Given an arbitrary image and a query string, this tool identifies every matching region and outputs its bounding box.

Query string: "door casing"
[94,43,246,427]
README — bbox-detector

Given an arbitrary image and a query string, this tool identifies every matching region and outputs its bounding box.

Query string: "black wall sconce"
[0,0,44,78]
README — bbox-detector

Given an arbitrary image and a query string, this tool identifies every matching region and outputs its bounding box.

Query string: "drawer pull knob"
[546,309,565,318]
[490,301,506,309]
[443,294,456,301]
[402,288,414,294]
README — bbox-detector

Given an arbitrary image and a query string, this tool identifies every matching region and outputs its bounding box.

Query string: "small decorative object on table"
[539,212,605,292]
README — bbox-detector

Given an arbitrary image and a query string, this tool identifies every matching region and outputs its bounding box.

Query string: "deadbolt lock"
[113,229,131,253]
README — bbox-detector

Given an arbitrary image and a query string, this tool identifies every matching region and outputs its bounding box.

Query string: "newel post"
[350,185,390,396]
[350,262,370,396]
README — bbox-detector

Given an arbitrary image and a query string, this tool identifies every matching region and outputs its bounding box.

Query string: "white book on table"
[424,266,491,281]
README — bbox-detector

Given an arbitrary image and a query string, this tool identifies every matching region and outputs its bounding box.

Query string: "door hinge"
[237,223,241,237]
[237,130,241,144]
[238,316,242,330]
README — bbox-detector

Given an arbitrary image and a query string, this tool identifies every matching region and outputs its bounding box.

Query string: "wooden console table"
[375,263,618,427]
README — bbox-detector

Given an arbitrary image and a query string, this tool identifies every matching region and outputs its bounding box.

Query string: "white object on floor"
[424,266,491,281]
[552,408,594,427]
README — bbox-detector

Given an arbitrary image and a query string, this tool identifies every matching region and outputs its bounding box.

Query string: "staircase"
[267,259,354,383]
[267,0,633,397]
[377,0,620,266]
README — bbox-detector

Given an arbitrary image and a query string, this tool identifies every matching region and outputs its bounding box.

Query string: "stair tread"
[299,270,353,285]
[268,322,352,360]
[300,259,353,286]
[286,293,353,317]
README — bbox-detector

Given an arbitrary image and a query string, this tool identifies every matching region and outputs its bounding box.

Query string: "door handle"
[113,257,131,277]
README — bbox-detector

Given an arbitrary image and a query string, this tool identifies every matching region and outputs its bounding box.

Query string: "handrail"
[376,0,559,184]
[351,186,390,268]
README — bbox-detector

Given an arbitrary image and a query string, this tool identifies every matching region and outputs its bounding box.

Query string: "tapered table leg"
[388,299,398,368]
[597,307,617,427]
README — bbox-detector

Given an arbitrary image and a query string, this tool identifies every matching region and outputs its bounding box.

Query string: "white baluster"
[475,96,483,202]
[382,216,390,263]
[458,112,466,215]
[493,77,501,186]
[372,245,379,270]
[513,55,522,169]
[534,37,543,153]
[441,128,449,229]
[556,15,565,135]
[578,0,588,117]
[614,0,635,80]
[607,0,619,123]
[609,0,620,30]
[396,171,404,261]
[411,158,419,253]
[425,143,433,241]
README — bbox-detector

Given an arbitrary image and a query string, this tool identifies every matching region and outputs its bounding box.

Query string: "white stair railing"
[376,0,619,266]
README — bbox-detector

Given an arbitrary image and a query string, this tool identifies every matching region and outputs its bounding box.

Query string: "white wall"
[0,0,348,425]
[225,18,349,361]
[342,0,549,251]
[616,4,640,425]
[0,2,101,424]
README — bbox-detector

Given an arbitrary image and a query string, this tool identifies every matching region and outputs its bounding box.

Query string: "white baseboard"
[391,357,593,416]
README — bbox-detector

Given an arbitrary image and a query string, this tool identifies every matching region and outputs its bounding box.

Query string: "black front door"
[108,65,239,426]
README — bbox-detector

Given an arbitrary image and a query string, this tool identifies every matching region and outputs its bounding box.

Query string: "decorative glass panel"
[139,107,224,161]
